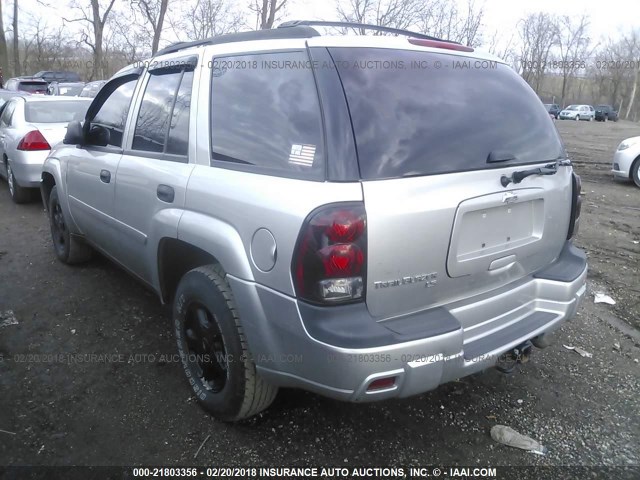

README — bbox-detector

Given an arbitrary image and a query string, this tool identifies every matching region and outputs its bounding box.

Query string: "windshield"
[25,101,89,123]
[566,105,579,111]
[329,48,564,179]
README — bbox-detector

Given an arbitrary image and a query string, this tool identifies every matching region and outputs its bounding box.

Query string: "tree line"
[1,0,639,121]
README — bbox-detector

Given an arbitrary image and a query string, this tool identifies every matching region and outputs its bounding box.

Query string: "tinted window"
[132,67,192,157]
[25,101,89,123]
[210,51,324,178]
[132,70,182,153]
[166,70,193,156]
[329,48,564,179]
[18,82,47,93]
[92,79,138,147]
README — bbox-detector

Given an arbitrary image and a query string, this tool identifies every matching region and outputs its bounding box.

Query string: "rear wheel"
[6,163,31,204]
[174,264,278,421]
[48,186,93,264]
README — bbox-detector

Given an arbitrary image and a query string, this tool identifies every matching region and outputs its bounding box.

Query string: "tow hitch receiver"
[496,340,533,374]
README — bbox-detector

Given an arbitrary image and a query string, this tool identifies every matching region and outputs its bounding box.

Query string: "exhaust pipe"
[495,340,533,374]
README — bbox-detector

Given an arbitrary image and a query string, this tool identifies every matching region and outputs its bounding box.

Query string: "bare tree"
[336,0,420,34]
[174,0,243,41]
[250,0,287,30]
[622,29,640,119]
[419,0,484,46]
[64,0,117,80]
[12,0,19,75]
[131,0,168,55]
[517,13,558,93]
[555,15,591,106]
[0,0,9,80]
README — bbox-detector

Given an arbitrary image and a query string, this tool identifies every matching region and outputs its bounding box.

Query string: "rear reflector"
[368,377,396,391]
[408,38,474,52]
[17,130,51,151]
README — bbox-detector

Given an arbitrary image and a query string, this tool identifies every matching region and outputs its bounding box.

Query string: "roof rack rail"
[278,20,458,44]
[154,25,321,57]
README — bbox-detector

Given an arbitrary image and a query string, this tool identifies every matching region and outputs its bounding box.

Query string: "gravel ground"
[0,120,638,471]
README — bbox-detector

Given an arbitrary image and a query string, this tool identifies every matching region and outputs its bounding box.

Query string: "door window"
[132,64,194,159]
[91,78,138,147]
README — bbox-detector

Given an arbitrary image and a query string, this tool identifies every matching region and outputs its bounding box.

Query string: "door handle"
[157,184,175,203]
[99,169,111,183]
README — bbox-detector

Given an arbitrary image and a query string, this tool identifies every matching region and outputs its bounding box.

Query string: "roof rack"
[153,19,459,58]
[278,20,458,44]
[154,25,321,57]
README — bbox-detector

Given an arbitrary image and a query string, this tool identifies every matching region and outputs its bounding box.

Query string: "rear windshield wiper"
[501,165,558,187]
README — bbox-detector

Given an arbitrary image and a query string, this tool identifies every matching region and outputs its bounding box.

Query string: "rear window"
[329,48,564,180]
[25,101,89,123]
[19,82,47,93]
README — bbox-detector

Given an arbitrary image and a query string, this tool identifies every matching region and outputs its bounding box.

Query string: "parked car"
[0,96,91,203]
[595,105,618,122]
[0,89,27,108]
[3,77,48,94]
[33,71,82,84]
[79,80,107,98]
[558,105,595,121]
[612,136,640,187]
[47,81,85,97]
[40,22,587,421]
[544,103,561,118]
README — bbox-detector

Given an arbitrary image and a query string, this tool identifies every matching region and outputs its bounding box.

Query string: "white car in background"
[613,136,640,187]
[0,96,91,203]
[559,104,595,121]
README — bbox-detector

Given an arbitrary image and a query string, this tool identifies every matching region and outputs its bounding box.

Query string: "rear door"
[112,60,196,283]
[329,47,572,320]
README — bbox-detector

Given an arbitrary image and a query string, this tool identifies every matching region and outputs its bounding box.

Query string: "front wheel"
[7,163,31,203]
[48,186,93,264]
[632,158,640,188]
[174,264,278,421]
[575,115,580,121]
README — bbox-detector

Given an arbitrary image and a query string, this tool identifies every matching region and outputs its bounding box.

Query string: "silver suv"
[41,21,587,421]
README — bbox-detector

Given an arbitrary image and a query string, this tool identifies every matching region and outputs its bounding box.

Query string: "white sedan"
[559,105,595,121]
[0,96,91,203]
[613,136,640,187]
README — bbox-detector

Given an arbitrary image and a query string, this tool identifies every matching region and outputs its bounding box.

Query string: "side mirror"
[86,124,110,147]
[63,120,84,145]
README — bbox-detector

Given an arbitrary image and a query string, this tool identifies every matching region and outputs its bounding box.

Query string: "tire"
[48,186,93,264]
[174,264,278,421]
[6,162,31,204]
[632,158,640,188]
[575,115,580,121]
[604,115,608,122]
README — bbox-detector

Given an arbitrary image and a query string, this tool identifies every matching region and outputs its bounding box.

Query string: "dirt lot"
[0,120,639,471]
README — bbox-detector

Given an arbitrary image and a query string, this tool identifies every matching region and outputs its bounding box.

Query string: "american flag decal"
[289,144,316,166]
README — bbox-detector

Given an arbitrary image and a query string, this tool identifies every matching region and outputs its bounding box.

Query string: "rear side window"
[329,48,564,180]
[92,79,138,147]
[210,51,324,179]
[132,64,194,158]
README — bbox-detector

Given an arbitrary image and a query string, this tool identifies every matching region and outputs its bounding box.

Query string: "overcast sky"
[7,0,640,53]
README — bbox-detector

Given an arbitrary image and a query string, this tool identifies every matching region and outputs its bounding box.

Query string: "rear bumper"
[10,152,49,188]
[229,243,587,402]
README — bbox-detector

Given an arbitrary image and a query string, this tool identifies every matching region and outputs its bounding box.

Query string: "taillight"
[567,172,582,240]
[17,130,51,151]
[292,203,366,304]
[408,38,474,52]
